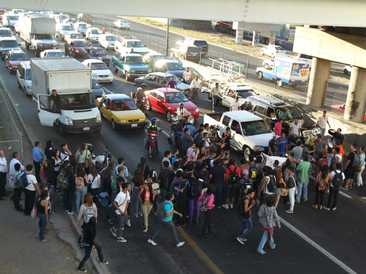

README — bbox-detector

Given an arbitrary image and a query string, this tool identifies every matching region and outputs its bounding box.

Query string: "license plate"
[83,127,90,131]
[131,124,138,128]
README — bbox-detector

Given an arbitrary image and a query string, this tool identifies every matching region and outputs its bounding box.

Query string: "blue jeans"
[75,189,84,214]
[38,213,47,241]
[239,217,253,238]
[296,183,308,203]
[258,230,275,252]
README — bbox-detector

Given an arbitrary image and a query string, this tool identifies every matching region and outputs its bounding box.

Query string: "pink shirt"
[274,121,282,137]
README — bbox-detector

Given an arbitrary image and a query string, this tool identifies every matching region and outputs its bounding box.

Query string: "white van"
[16,61,32,95]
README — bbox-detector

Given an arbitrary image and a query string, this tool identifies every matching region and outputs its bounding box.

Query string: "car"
[99,33,118,50]
[97,93,146,129]
[91,79,107,99]
[82,59,114,83]
[16,61,32,95]
[4,49,27,73]
[135,72,190,92]
[212,82,257,108]
[64,32,83,45]
[74,21,88,36]
[113,19,130,30]
[85,27,102,41]
[84,46,110,65]
[0,37,20,59]
[150,58,185,78]
[144,88,199,121]
[114,38,149,55]
[344,65,351,76]
[40,49,65,58]
[176,38,208,57]
[260,44,283,58]
[171,44,201,63]
[65,39,88,58]
[56,23,74,40]
[142,51,165,65]
[0,27,13,38]
[111,53,149,81]
[2,13,20,28]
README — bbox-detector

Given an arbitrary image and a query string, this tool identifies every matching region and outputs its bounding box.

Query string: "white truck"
[18,15,57,56]
[203,111,274,160]
[31,58,102,134]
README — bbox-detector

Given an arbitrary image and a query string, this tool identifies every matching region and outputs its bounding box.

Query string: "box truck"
[31,58,102,134]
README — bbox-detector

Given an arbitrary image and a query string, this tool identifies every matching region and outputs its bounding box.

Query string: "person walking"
[316,110,331,137]
[8,152,23,190]
[13,163,23,211]
[199,185,215,238]
[296,155,311,203]
[236,189,255,245]
[257,196,281,255]
[75,166,86,214]
[32,141,44,183]
[0,149,8,199]
[37,188,49,242]
[355,146,365,187]
[313,168,329,210]
[77,217,108,272]
[110,182,130,243]
[147,192,185,247]
[78,193,98,247]
[326,163,344,211]
[24,164,40,216]
[140,180,154,232]
[285,166,296,214]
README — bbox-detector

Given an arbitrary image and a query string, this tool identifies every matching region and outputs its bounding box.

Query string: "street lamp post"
[165,18,170,56]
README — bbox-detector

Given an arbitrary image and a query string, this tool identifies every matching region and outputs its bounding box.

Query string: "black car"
[85,46,111,66]
[66,39,89,59]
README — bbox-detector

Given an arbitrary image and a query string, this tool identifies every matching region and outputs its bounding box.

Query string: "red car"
[5,49,27,73]
[144,88,200,121]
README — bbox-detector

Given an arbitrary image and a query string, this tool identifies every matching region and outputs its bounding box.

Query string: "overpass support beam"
[235,21,244,44]
[344,67,366,122]
[306,57,330,108]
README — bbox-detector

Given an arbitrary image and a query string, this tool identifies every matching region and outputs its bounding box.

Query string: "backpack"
[332,171,343,189]
[265,175,277,194]
[15,171,28,189]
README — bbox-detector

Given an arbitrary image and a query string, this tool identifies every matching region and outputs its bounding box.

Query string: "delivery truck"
[19,15,57,56]
[31,57,102,134]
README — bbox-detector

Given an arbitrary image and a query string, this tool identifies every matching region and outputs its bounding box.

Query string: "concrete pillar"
[306,57,331,108]
[235,21,244,44]
[251,31,256,46]
[344,67,366,122]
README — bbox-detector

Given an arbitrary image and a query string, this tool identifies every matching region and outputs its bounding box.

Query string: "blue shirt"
[278,137,288,157]
[32,147,44,163]
[162,201,173,222]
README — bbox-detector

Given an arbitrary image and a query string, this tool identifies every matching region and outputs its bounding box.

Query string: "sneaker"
[143,228,148,233]
[110,227,117,238]
[331,207,337,211]
[147,238,157,246]
[67,211,74,215]
[40,239,47,242]
[257,249,266,255]
[78,267,87,272]
[101,260,109,265]
[270,243,276,250]
[236,237,245,245]
[324,207,330,211]
[286,210,294,214]
[222,204,229,210]
[312,204,318,209]
[126,219,131,227]
[176,241,185,248]
[117,237,127,243]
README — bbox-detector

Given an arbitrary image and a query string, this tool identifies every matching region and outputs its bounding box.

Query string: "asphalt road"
[90,15,349,108]
[2,45,366,273]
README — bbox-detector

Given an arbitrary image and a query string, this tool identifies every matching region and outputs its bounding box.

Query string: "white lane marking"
[280,216,357,274]
[339,191,352,199]
[161,130,170,138]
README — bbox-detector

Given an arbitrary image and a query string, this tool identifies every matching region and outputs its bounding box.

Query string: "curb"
[0,77,112,274]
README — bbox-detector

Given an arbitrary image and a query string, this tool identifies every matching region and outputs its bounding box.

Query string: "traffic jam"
[0,8,320,160]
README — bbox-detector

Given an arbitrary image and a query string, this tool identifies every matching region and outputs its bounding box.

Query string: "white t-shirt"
[91,174,101,189]
[25,174,38,191]
[0,157,7,173]
[317,116,328,129]
[114,191,130,215]
[9,158,22,176]
[330,170,345,180]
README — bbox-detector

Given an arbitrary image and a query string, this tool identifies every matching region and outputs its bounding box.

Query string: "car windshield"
[7,16,18,20]
[106,36,116,41]
[0,29,11,37]
[126,55,143,64]
[9,52,26,61]
[62,25,73,31]
[59,93,95,110]
[187,46,200,53]
[72,40,87,47]
[91,29,100,35]
[165,92,188,103]
[70,33,83,39]
[110,98,137,111]
[236,89,255,98]
[193,40,208,47]
[25,68,31,80]
[47,51,65,57]
[0,40,17,48]
[275,106,303,121]
[91,62,108,70]
[166,62,184,71]
[127,40,144,48]
[89,48,105,57]
[34,34,52,40]
[241,120,270,136]
[78,24,87,30]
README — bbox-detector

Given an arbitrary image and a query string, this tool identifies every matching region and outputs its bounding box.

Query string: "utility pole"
[165,18,170,56]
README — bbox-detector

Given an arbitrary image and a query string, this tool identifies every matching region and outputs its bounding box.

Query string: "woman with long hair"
[75,165,86,214]
[140,180,154,232]
[37,188,49,242]
[313,167,329,210]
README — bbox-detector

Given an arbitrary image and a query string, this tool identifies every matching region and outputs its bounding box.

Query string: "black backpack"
[332,171,343,189]
[266,175,277,194]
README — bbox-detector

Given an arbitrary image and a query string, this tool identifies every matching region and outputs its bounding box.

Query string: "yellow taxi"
[96,94,146,129]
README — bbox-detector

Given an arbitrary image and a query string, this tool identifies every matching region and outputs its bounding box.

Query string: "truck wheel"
[242,145,252,162]
[257,71,263,80]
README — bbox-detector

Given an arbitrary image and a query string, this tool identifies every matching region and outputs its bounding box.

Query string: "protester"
[8,152,23,189]
[37,188,49,242]
[199,185,215,238]
[0,149,7,199]
[111,182,130,243]
[236,189,255,245]
[32,141,44,183]
[285,166,296,214]
[326,163,344,211]
[140,180,154,232]
[296,155,311,203]
[316,110,330,137]
[24,164,39,216]
[313,167,329,210]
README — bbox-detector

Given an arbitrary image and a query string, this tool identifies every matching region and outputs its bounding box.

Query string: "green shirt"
[297,160,311,184]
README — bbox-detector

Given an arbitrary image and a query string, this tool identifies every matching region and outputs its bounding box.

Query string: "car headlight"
[96,112,101,123]
[64,116,73,126]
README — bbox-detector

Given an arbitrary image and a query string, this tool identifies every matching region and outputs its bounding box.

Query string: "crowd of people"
[0,109,364,270]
